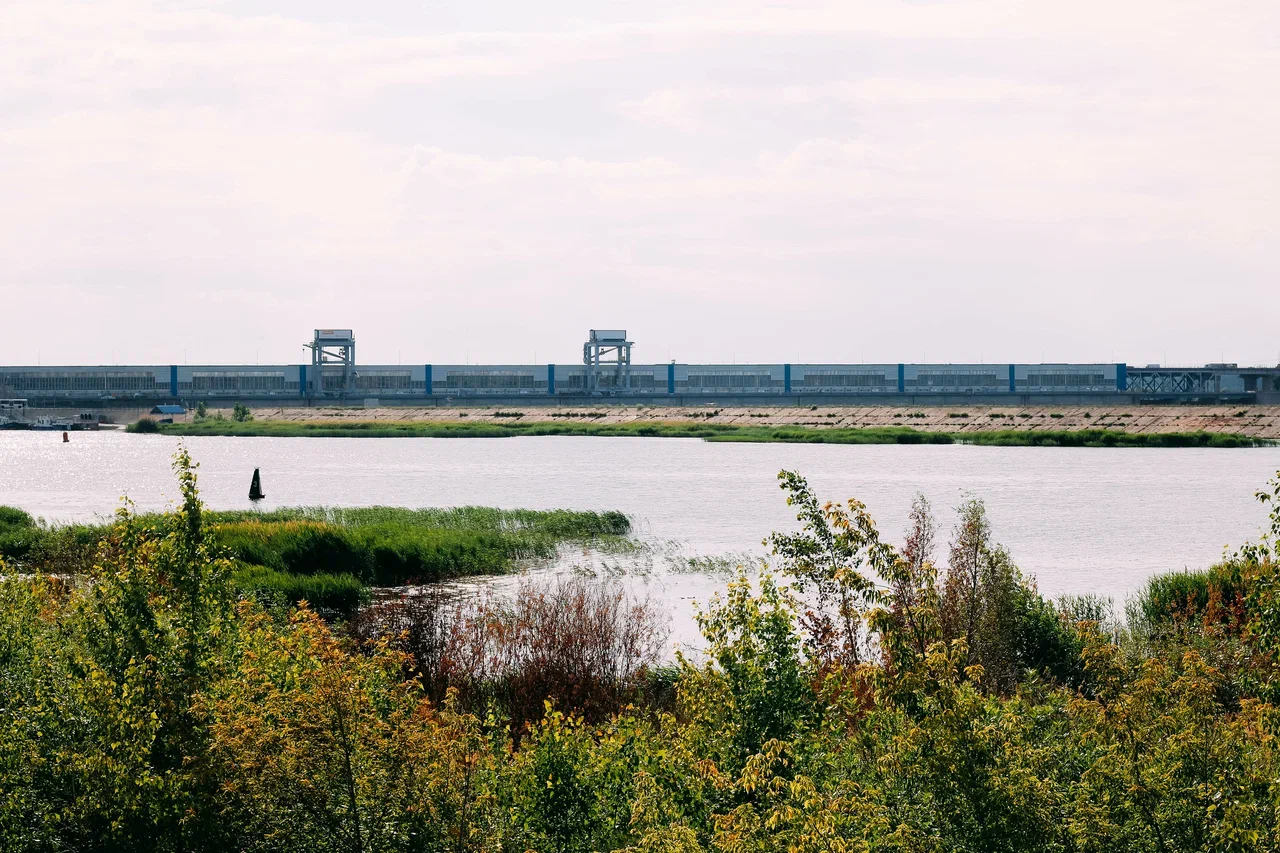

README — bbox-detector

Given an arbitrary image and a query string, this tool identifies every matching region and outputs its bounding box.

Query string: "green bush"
[1132,562,1246,633]
[233,565,368,617]
[0,506,35,534]
[128,417,160,433]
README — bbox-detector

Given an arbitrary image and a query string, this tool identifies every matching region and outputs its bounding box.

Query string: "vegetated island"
[136,416,1274,447]
[0,502,632,617]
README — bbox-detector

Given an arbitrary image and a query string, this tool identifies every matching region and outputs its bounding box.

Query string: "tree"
[768,471,893,669]
[690,570,813,768]
[232,403,252,422]
[871,492,943,668]
[210,608,504,853]
[14,447,241,850]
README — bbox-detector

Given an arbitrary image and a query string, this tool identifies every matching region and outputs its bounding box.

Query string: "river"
[3,431,1279,647]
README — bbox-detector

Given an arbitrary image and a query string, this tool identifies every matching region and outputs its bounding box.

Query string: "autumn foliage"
[1,451,1279,852]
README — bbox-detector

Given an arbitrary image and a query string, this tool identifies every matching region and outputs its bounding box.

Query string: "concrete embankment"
[193,403,1280,439]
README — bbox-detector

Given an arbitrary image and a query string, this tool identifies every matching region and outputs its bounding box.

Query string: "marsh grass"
[1,503,634,614]
[153,418,1272,447]
[234,565,369,617]
[962,429,1265,448]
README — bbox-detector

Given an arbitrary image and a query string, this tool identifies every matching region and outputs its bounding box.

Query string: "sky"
[1,0,1277,367]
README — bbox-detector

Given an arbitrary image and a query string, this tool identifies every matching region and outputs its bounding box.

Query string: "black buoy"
[249,467,265,501]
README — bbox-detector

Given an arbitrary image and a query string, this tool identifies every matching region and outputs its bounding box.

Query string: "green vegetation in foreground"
[0,503,630,616]
[146,417,1273,447]
[2,450,1280,851]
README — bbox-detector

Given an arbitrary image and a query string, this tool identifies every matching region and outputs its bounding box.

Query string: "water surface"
[3,431,1278,646]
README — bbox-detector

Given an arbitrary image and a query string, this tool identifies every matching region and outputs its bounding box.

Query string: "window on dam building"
[908,371,1004,389]
[798,370,891,388]
[1021,372,1108,389]
[189,371,286,392]
[353,371,413,391]
[682,371,777,390]
[440,371,541,390]
[0,371,168,393]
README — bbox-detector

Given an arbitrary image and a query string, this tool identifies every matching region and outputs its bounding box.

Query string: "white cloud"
[0,0,1277,365]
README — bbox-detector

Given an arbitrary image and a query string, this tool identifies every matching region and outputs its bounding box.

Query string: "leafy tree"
[210,607,505,852]
[769,470,895,669]
[689,570,813,771]
[232,402,252,422]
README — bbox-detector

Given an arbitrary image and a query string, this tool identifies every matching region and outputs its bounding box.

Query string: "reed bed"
[0,504,632,616]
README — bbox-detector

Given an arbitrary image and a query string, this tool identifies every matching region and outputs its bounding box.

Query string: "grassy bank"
[145,417,1273,447]
[0,504,631,615]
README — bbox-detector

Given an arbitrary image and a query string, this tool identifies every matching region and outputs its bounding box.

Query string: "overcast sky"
[2,1,1277,367]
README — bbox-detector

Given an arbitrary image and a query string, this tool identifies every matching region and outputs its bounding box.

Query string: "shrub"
[354,577,669,729]
[232,402,253,422]
[0,507,41,562]
[1130,563,1247,636]
[0,506,35,534]
[194,401,208,421]
[129,417,160,433]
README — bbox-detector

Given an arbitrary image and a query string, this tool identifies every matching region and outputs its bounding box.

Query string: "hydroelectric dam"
[3,329,1279,408]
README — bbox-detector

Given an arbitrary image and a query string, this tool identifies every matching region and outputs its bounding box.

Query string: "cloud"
[0,0,1277,364]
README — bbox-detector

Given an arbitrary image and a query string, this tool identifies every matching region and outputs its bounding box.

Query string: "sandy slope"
[226,404,1280,438]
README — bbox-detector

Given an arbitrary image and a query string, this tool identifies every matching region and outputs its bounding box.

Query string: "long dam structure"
[3,329,1279,407]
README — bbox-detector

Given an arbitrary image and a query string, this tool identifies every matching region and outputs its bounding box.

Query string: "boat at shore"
[30,416,74,431]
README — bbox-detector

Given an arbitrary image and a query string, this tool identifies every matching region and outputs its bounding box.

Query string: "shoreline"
[141,417,1275,447]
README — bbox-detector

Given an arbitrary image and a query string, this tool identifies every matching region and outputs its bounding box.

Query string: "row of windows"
[908,373,1004,388]
[441,373,540,389]
[354,376,418,390]
[683,373,777,389]
[1022,373,1108,387]
[800,373,890,387]
[580,374,663,389]
[0,373,167,392]
[186,376,288,391]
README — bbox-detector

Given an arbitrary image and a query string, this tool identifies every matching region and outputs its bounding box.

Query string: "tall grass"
[234,565,369,618]
[205,505,630,537]
[2,504,633,615]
